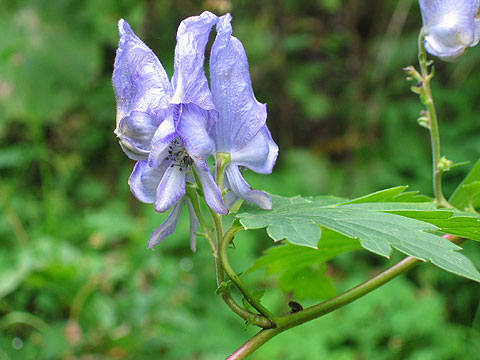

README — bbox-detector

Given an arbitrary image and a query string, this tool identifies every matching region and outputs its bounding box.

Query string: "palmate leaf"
[236,192,480,282]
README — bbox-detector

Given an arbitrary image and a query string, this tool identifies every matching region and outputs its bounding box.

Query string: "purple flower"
[113,13,227,248]
[419,0,480,60]
[210,14,278,210]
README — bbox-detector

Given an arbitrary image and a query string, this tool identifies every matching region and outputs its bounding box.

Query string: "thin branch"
[221,223,277,321]
[227,235,463,359]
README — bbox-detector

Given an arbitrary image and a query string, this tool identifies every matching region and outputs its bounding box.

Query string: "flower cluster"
[419,0,480,61]
[113,12,278,249]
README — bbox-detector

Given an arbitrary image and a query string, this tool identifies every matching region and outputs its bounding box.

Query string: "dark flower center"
[166,138,192,171]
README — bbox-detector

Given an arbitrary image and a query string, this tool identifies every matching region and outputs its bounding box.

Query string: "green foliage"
[1,0,479,358]
[237,191,480,282]
[248,232,361,300]
[450,159,480,211]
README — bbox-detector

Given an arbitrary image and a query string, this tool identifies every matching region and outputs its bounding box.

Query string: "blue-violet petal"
[171,11,217,110]
[225,164,272,210]
[210,13,267,152]
[148,200,184,248]
[113,19,172,126]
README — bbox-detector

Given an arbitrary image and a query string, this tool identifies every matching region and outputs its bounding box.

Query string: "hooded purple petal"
[225,165,272,210]
[231,126,278,174]
[419,0,479,60]
[115,111,159,160]
[171,11,217,110]
[148,200,185,248]
[129,160,169,203]
[192,161,228,215]
[155,165,187,213]
[113,19,172,126]
[210,14,267,152]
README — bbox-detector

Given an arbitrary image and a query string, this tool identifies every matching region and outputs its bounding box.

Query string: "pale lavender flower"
[419,0,480,60]
[210,14,278,210]
[113,13,227,248]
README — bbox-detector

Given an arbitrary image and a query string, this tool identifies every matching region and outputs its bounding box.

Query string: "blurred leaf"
[449,159,480,211]
[237,194,480,282]
[279,265,336,300]
[0,248,33,299]
[0,146,37,169]
[248,232,356,300]
[248,231,361,274]
[84,200,137,242]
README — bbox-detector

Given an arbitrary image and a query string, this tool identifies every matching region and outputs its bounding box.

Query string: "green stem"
[417,32,449,208]
[220,287,274,328]
[210,152,231,285]
[215,152,231,190]
[221,224,278,321]
[186,173,265,325]
[204,152,270,325]
[186,185,216,252]
[227,235,462,359]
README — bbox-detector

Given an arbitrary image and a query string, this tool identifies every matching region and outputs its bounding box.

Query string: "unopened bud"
[438,156,453,172]
[403,66,422,82]
[417,116,429,129]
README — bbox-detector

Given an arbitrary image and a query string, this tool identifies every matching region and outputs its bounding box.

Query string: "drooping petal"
[129,160,169,203]
[474,2,480,46]
[113,19,173,127]
[177,103,215,161]
[210,13,267,152]
[231,126,278,174]
[186,198,200,251]
[419,0,478,60]
[148,199,185,249]
[155,165,187,213]
[115,111,159,160]
[171,11,217,110]
[193,161,228,215]
[225,164,272,210]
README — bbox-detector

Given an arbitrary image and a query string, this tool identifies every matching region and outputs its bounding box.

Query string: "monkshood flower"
[419,0,480,60]
[113,12,227,248]
[210,14,278,210]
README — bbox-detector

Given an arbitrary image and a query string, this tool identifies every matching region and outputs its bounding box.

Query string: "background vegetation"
[1,0,479,358]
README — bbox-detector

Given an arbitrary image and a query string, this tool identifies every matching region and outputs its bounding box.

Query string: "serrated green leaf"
[237,194,480,282]
[450,159,480,211]
[346,202,480,242]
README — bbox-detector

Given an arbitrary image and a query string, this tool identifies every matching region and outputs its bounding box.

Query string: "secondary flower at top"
[210,14,278,209]
[419,0,480,60]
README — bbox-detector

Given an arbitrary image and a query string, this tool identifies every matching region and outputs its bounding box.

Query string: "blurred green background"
[1,0,480,359]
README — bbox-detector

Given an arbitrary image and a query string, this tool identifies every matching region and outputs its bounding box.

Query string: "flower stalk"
[416,32,450,208]
[220,223,277,321]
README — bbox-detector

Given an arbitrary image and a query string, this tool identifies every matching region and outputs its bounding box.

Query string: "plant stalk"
[221,224,278,321]
[417,32,449,208]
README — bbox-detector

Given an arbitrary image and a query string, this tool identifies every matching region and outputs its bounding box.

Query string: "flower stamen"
[166,138,193,171]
